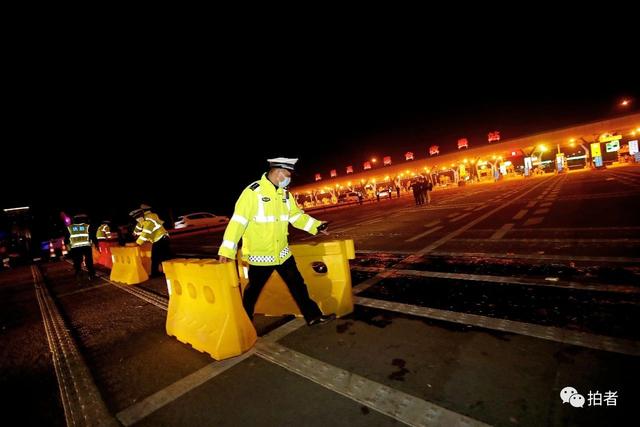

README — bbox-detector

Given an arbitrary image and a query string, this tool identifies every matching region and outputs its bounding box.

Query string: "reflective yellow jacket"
[135,212,168,245]
[96,224,112,240]
[218,174,321,265]
[67,223,91,248]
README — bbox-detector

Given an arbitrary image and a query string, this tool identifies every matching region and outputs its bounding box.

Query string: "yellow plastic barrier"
[238,240,355,318]
[110,246,149,285]
[124,242,152,274]
[163,259,256,360]
[140,242,152,274]
[95,241,119,269]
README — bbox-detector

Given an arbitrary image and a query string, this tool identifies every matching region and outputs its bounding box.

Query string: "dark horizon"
[3,64,638,226]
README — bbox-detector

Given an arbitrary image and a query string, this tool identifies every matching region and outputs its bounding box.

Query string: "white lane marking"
[523,217,544,226]
[489,223,514,240]
[117,350,257,426]
[405,226,444,243]
[512,210,528,220]
[354,296,640,356]
[255,340,490,427]
[450,213,472,223]
[350,266,640,294]
[428,251,640,263]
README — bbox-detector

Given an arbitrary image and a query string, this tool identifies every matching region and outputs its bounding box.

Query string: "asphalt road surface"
[2,165,639,426]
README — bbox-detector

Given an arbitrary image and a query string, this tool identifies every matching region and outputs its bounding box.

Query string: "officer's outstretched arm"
[289,197,321,235]
[218,188,256,259]
[135,220,152,245]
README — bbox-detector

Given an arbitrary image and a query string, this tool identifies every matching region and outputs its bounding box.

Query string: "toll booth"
[555,153,567,173]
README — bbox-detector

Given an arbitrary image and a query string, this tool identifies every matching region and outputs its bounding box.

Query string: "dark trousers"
[70,246,95,277]
[243,256,322,323]
[151,235,172,276]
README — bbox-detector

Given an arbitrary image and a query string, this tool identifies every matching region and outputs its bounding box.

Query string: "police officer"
[130,204,171,277]
[218,157,335,326]
[66,213,96,280]
[96,220,114,241]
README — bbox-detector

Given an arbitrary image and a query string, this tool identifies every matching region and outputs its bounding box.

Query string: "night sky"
[3,48,638,233]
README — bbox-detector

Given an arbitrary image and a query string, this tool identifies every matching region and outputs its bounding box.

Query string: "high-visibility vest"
[218,174,321,266]
[68,223,91,248]
[133,217,144,236]
[135,212,168,245]
[96,224,112,240]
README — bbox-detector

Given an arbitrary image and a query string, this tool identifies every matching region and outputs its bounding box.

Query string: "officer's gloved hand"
[317,221,330,235]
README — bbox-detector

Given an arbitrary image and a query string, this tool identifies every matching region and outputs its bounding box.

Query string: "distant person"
[218,157,335,327]
[66,214,96,281]
[410,179,420,205]
[96,220,114,241]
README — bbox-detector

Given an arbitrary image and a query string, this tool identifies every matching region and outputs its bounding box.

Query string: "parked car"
[337,191,361,203]
[376,187,392,198]
[174,212,230,229]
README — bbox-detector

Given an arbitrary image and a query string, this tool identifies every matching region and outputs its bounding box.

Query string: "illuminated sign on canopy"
[605,141,620,152]
[598,134,622,143]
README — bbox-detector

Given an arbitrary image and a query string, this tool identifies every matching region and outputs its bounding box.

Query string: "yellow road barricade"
[238,240,355,318]
[96,241,119,269]
[163,259,257,360]
[110,246,149,285]
[139,242,152,275]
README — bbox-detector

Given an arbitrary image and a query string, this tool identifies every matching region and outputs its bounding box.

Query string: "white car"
[338,192,361,203]
[174,212,230,229]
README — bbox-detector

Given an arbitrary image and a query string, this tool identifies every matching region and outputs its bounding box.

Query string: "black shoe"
[307,313,336,326]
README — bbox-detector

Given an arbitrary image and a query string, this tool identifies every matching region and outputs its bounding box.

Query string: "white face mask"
[278,176,291,188]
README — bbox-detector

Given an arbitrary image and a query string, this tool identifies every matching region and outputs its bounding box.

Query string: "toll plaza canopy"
[290,113,640,196]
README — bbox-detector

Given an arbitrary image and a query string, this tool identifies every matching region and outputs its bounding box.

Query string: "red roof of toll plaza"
[291,113,640,195]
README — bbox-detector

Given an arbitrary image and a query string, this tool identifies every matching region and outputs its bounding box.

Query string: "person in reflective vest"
[66,214,96,280]
[96,220,113,240]
[130,204,171,277]
[218,157,335,326]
